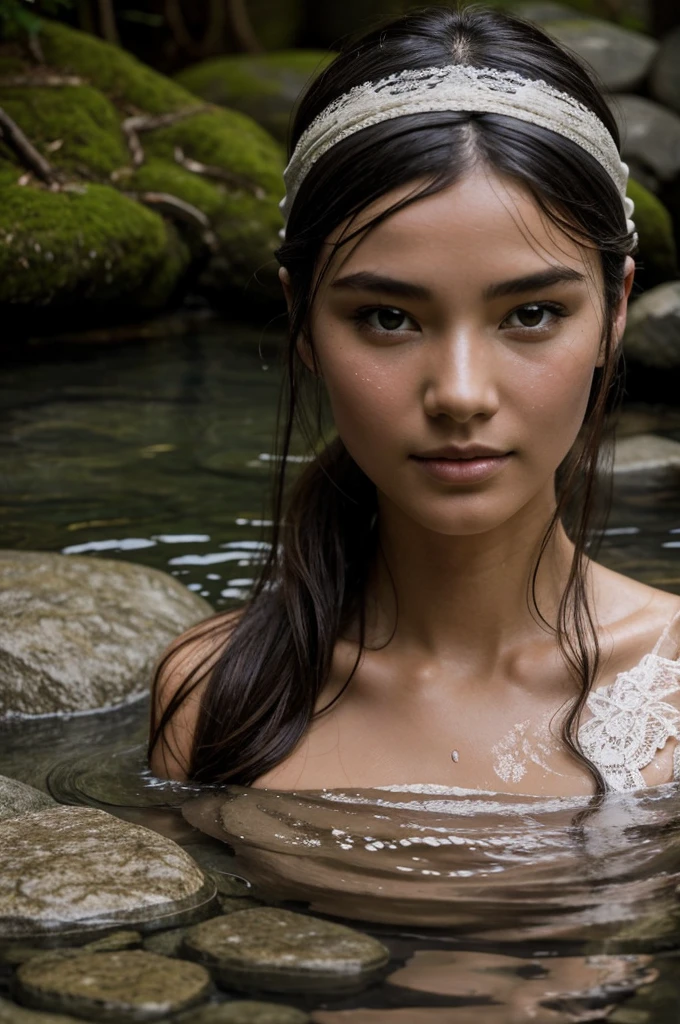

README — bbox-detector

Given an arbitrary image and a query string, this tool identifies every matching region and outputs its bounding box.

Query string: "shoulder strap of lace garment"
[579,606,680,792]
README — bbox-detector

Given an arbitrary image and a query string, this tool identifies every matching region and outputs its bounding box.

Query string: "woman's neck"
[366,488,578,669]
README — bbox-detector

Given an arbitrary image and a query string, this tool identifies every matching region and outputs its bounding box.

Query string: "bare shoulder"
[148,608,243,781]
[590,559,680,672]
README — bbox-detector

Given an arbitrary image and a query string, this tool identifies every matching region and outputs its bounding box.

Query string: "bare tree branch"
[0,106,58,185]
[97,0,120,45]
[174,145,265,198]
[0,75,84,87]
[226,0,263,53]
[123,189,219,251]
[121,106,209,167]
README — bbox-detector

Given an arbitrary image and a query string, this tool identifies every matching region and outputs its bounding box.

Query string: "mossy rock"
[36,20,197,114]
[175,51,334,145]
[137,108,284,300]
[628,178,678,291]
[0,84,128,179]
[0,19,287,323]
[0,182,190,312]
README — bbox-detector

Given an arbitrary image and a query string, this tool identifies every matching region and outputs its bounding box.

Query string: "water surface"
[2,325,680,1020]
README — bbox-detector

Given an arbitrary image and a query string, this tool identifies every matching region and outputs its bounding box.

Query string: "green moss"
[36,20,198,115]
[176,51,333,105]
[130,156,282,294]
[0,85,127,179]
[175,51,334,144]
[0,181,188,306]
[130,159,225,219]
[627,178,678,287]
[143,108,284,196]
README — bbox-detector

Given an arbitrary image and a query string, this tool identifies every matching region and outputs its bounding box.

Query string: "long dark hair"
[149,5,635,792]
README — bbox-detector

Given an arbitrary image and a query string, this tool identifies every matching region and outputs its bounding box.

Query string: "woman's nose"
[422,329,500,423]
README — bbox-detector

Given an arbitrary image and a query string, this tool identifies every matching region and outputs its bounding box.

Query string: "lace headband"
[279,64,636,242]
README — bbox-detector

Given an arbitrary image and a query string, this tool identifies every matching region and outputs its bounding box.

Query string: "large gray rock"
[0,776,55,820]
[0,550,211,718]
[15,950,211,1022]
[547,19,658,92]
[608,95,680,189]
[614,434,680,473]
[623,281,680,370]
[182,908,389,995]
[0,806,216,942]
[650,26,680,116]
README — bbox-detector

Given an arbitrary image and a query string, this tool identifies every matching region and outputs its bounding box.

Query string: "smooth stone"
[0,996,82,1024]
[0,776,54,820]
[609,95,680,187]
[15,950,211,1022]
[623,281,680,369]
[650,26,680,116]
[0,550,211,717]
[143,928,186,958]
[182,908,389,995]
[179,1002,310,1024]
[613,434,680,473]
[1,932,141,967]
[547,19,658,92]
[0,806,216,942]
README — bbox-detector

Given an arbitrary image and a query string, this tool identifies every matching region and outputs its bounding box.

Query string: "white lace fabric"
[280,64,636,240]
[579,610,680,791]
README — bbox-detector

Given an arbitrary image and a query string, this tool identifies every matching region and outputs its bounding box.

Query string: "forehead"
[318,166,600,294]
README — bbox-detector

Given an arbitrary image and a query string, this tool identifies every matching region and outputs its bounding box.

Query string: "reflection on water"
[1,328,680,1017]
[181,783,680,943]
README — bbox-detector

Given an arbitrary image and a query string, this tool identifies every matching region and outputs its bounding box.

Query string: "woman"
[149,5,680,797]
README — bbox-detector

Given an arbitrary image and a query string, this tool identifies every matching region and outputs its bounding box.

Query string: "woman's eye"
[357,307,416,333]
[502,303,566,331]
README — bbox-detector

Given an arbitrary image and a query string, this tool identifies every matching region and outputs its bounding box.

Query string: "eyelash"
[350,301,570,338]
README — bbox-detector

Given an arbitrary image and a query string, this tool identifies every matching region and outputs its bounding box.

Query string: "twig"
[174,145,265,199]
[121,106,208,167]
[123,189,219,251]
[27,32,45,64]
[0,106,58,185]
[0,75,84,87]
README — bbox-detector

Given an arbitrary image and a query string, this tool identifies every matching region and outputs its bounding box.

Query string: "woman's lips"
[410,453,513,483]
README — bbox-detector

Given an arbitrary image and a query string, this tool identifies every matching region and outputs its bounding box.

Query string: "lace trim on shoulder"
[580,609,680,792]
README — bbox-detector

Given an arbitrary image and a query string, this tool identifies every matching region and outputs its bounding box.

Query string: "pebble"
[179,1002,310,1024]
[0,996,82,1024]
[15,950,211,1021]
[0,806,216,942]
[182,908,389,995]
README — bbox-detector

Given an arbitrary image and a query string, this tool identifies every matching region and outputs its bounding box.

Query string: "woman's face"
[293,168,633,538]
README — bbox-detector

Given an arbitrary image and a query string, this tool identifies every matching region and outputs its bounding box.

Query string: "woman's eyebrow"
[329,267,586,301]
[483,267,586,299]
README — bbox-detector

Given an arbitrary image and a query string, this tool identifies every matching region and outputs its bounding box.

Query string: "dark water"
[2,325,680,1021]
